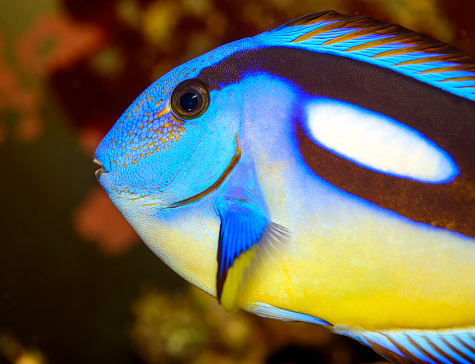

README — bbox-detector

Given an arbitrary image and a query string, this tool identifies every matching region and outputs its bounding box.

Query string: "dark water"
[0,0,473,363]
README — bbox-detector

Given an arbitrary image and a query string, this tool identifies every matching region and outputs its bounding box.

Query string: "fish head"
[94,42,248,211]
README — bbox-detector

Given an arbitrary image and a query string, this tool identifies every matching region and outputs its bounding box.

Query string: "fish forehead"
[95,37,254,175]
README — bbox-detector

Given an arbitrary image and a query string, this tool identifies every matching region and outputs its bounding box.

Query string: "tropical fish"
[94,11,475,364]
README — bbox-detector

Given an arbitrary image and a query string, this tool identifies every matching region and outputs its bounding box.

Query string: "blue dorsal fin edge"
[336,325,475,364]
[254,10,475,101]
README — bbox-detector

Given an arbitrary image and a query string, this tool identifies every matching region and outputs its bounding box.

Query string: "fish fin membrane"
[246,302,332,327]
[216,189,290,311]
[256,10,475,101]
[337,326,475,364]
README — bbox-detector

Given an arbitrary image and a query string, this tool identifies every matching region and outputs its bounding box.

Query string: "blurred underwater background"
[0,0,473,363]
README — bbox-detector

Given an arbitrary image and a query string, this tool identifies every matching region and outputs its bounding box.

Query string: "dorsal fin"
[337,326,475,364]
[255,10,475,101]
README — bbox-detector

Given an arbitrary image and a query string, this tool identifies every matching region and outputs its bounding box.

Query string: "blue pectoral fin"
[216,188,289,311]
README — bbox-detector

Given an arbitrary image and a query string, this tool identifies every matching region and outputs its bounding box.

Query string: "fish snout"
[93,156,108,180]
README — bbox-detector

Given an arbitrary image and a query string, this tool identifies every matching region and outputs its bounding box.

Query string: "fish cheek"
[167,90,241,203]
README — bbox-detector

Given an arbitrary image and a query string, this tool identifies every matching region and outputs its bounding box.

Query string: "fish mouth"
[168,135,242,208]
[93,157,109,179]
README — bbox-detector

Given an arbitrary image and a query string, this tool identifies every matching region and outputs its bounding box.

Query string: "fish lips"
[93,157,108,180]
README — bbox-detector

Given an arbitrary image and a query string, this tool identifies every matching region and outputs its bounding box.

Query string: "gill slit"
[168,134,242,208]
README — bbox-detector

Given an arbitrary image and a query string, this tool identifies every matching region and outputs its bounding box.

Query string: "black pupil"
[180,92,199,111]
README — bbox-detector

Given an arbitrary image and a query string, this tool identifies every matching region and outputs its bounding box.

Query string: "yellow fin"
[220,248,256,311]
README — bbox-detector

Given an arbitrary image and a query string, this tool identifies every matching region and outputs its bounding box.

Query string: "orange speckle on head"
[125,154,129,159]
[164,122,170,128]
[140,100,144,104]
[155,101,160,107]
[192,68,197,72]
[117,127,120,130]
[162,88,166,93]
[132,147,137,151]
[140,154,144,158]
[155,107,170,119]
[130,140,133,144]
[111,138,115,141]
[123,163,127,167]
[155,148,159,152]
[139,146,143,149]
[174,79,178,84]
[133,159,137,164]
[167,134,173,140]
[179,126,185,132]
[159,137,165,143]
[147,96,152,101]
[146,112,149,117]
[139,136,142,140]
[126,116,129,120]
[147,151,152,156]
[115,142,118,145]
[139,125,144,129]
[114,160,118,165]
[164,147,167,151]
[160,98,164,103]
[121,146,125,149]
[185,73,189,77]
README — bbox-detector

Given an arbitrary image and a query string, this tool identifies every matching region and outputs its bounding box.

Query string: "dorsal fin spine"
[323,23,396,45]
[255,10,475,100]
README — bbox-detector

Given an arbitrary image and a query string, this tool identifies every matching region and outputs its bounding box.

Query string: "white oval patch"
[305,98,458,183]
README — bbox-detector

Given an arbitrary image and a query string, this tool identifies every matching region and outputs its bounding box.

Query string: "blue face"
[94,39,252,206]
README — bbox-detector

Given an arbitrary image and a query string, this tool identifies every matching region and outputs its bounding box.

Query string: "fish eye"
[171,79,210,120]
